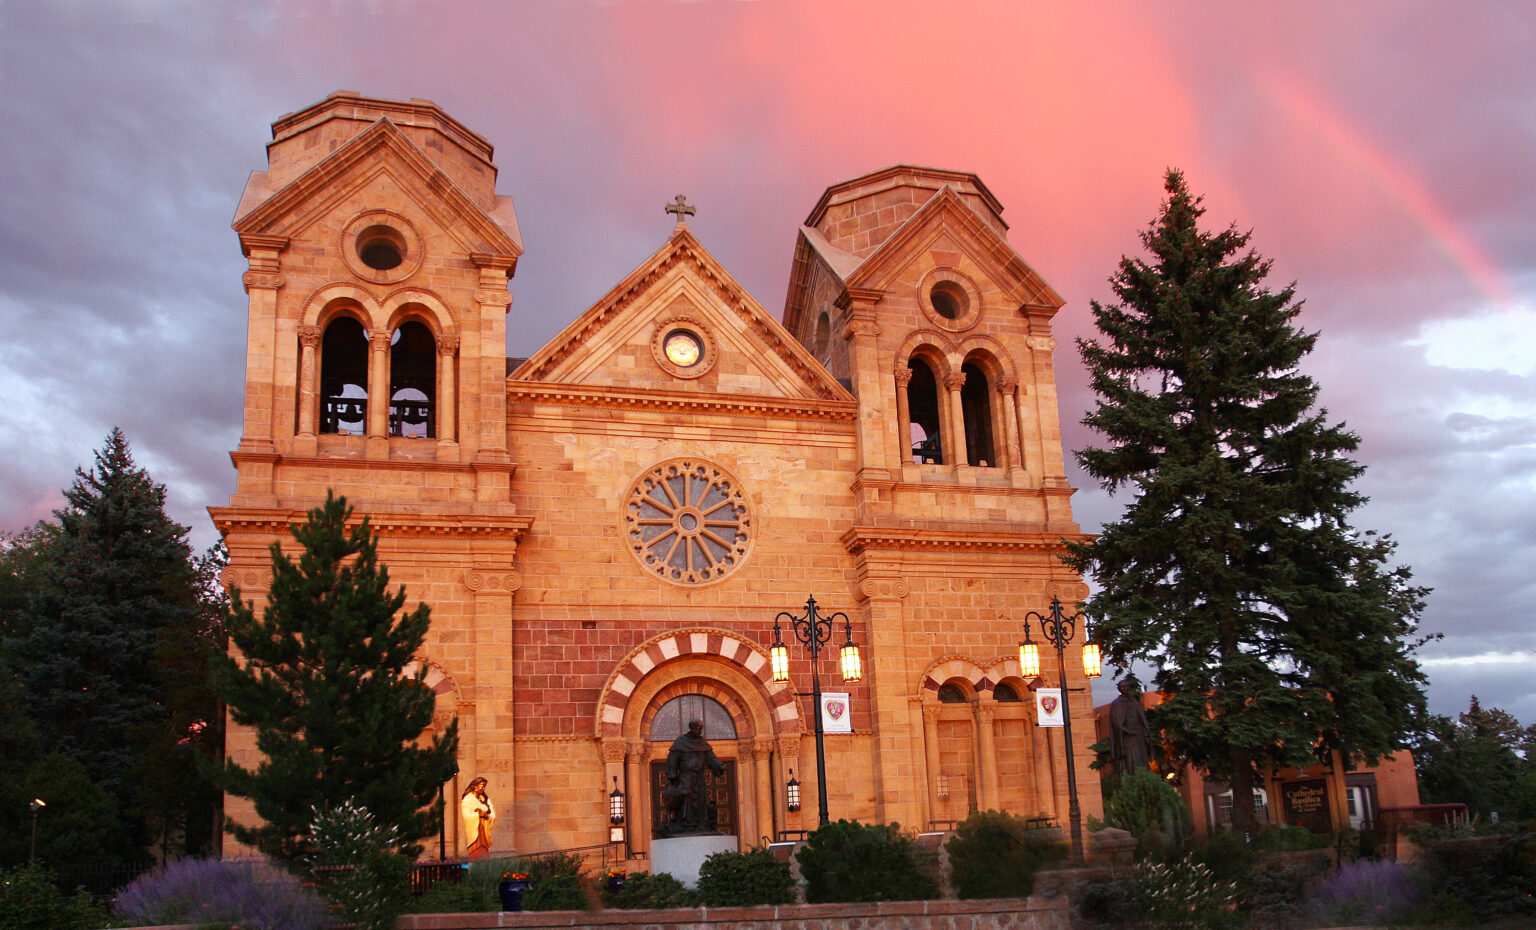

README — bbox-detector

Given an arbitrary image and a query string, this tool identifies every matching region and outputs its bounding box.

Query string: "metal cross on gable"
[665,194,696,224]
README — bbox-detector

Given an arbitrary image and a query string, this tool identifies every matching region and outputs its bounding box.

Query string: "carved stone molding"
[475,289,514,307]
[1046,580,1090,604]
[857,577,910,601]
[601,740,628,765]
[1026,335,1057,352]
[242,272,285,291]
[464,569,522,593]
[841,318,880,340]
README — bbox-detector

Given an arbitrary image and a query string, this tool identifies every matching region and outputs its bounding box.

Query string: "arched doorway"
[648,694,739,835]
[596,629,803,857]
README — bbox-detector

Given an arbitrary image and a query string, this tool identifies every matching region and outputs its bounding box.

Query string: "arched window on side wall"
[907,359,943,464]
[960,361,995,467]
[320,316,368,435]
[389,320,436,438]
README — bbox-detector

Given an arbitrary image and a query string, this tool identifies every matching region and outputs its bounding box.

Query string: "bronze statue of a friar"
[656,719,725,836]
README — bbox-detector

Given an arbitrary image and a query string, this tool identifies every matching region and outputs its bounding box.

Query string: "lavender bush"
[112,857,328,930]
[1304,858,1423,927]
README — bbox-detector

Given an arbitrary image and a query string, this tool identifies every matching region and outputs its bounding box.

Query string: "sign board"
[820,693,852,733]
[1036,688,1064,727]
[1281,778,1332,833]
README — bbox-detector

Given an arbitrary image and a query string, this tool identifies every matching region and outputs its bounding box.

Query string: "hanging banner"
[820,693,853,733]
[1036,688,1064,727]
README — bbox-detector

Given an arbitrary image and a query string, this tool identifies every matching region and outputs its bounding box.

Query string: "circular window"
[663,329,704,368]
[625,459,751,585]
[918,268,982,332]
[340,211,423,284]
[651,316,718,379]
[356,225,406,271]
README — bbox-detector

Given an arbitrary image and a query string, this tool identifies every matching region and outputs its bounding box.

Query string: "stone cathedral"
[213,91,1104,861]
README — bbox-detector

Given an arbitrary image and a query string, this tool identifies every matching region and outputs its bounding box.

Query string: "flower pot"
[498,879,532,911]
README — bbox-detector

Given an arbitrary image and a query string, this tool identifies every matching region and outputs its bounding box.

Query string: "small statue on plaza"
[1109,677,1156,776]
[658,719,725,836]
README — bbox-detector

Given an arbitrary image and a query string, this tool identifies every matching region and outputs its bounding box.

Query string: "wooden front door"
[651,760,738,835]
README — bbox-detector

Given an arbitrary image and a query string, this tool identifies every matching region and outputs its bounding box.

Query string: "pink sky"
[2,0,1532,721]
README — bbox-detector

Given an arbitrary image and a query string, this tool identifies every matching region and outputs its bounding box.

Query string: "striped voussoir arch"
[596,628,797,739]
[919,655,993,697]
[401,659,456,698]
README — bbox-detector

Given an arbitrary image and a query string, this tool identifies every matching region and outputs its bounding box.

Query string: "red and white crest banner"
[1036,688,1064,727]
[820,692,852,733]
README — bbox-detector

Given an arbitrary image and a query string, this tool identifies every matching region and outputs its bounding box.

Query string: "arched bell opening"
[389,319,436,438]
[320,315,368,435]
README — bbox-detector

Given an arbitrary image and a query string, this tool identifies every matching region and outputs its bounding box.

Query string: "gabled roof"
[845,184,1062,309]
[231,117,521,261]
[514,224,850,404]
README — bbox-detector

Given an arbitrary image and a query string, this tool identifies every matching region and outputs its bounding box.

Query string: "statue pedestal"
[650,834,738,888]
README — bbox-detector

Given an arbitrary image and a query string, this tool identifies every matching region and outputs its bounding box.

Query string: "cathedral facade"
[212,91,1103,861]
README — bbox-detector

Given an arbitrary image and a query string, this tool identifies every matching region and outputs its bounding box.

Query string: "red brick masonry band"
[393,896,1073,930]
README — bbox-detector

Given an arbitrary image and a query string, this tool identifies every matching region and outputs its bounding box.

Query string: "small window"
[649,694,737,742]
[960,361,995,466]
[907,359,943,464]
[993,683,1022,703]
[356,225,406,271]
[937,683,968,704]
[929,280,968,320]
[813,311,831,358]
[389,320,436,438]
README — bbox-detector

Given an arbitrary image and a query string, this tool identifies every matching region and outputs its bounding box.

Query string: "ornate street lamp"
[29,799,45,863]
[1019,596,1101,861]
[785,770,801,813]
[771,595,862,826]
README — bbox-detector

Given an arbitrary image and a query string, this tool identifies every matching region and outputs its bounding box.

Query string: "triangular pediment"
[514,227,850,406]
[232,117,521,260]
[846,186,1062,311]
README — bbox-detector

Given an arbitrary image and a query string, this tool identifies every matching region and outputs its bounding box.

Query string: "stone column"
[840,288,894,514]
[892,366,913,468]
[752,737,775,844]
[1033,717,1058,818]
[945,372,969,467]
[236,234,287,453]
[976,702,999,812]
[436,334,459,452]
[922,703,942,828]
[627,743,648,854]
[367,330,391,441]
[463,567,520,845]
[296,325,321,437]
[997,377,1021,473]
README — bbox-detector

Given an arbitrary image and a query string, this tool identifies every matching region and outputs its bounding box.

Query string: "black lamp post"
[29,799,45,863]
[1019,596,1102,861]
[770,595,862,827]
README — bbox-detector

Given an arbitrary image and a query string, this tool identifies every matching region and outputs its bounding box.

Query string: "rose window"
[625,460,751,584]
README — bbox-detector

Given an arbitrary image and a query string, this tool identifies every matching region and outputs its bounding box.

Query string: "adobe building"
[211,91,1102,862]
[1094,692,1421,842]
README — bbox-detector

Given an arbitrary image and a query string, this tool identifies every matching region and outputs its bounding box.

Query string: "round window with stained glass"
[625,460,751,585]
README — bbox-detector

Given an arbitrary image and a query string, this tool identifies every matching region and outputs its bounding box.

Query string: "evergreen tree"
[1066,171,1431,833]
[212,492,458,865]
[1412,697,1536,819]
[7,429,203,857]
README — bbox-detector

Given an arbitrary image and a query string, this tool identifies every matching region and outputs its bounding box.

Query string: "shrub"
[1418,832,1536,922]
[1072,872,1140,927]
[1236,861,1309,930]
[696,846,794,906]
[946,810,1067,899]
[1133,857,1241,930]
[308,801,412,930]
[1303,858,1422,928]
[602,870,699,909]
[0,863,106,930]
[523,872,587,911]
[796,819,938,903]
[1192,828,1260,887]
[1255,823,1327,852]
[111,857,327,930]
[1097,770,1192,860]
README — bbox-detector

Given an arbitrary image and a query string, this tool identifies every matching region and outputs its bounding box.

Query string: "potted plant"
[498,871,532,911]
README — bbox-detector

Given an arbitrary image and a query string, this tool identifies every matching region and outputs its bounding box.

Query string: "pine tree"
[212,492,458,865]
[8,429,203,856]
[1066,171,1431,833]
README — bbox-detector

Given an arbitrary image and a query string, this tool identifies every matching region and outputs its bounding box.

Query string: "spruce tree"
[212,492,457,865]
[8,429,203,856]
[1066,171,1430,833]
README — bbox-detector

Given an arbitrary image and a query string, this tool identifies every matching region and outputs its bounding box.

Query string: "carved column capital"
[475,289,514,307]
[996,377,1019,395]
[976,704,997,725]
[298,324,322,348]
[438,333,460,355]
[463,568,522,593]
[944,373,968,392]
[1026,335,1057,352]
[369,331,391,353]
[857,577,909,601]
[601,739,628,765]
[241,272,285,291]
[893,367,914,388]
[922,703,942,722]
